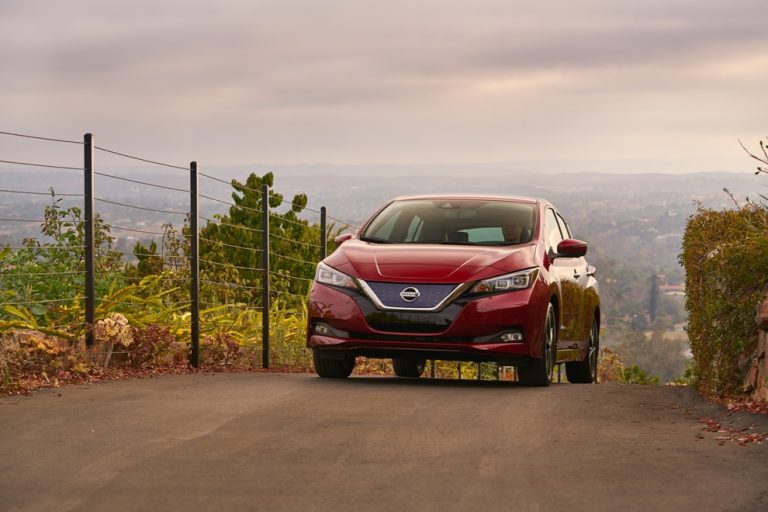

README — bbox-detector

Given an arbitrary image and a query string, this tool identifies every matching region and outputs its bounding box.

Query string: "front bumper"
[307,280,550,362]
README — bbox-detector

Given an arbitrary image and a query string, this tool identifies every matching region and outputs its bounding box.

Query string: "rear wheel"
[518,303,556,387]
[566,317,599,384]
[392,358,426,378]
[313,350,355,378]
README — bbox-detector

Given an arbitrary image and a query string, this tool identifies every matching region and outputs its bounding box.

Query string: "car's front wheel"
[392,358,426,378]
[313,350,355,378]
[518,303,556,387]
[565,317,599,384]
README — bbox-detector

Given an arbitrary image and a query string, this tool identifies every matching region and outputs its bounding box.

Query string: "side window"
[544,208,564,251]
[555,212,571,239]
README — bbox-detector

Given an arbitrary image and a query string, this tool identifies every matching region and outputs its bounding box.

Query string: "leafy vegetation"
[681,177,768,395]
[678,138,768,396]
[611,330,688,383]
[0,173,328,393]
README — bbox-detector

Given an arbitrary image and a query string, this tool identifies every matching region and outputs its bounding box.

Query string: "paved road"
[1,373,767,512]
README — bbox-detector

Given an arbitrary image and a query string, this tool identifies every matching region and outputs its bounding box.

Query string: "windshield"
[361,199,537,245]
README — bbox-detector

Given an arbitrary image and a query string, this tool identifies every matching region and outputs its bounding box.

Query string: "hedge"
[680,203,768,396]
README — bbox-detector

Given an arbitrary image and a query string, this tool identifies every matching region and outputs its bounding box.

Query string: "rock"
[758,299,768,331]
[745,330,768,401]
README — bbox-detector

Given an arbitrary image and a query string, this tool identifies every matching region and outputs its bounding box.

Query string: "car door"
[544,208,582,360]
[555,211,593,353]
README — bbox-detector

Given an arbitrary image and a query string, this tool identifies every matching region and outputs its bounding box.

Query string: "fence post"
[320,206,327,260]
[189,162,200,368]
[261,184,270,369]
[83,133,95,347]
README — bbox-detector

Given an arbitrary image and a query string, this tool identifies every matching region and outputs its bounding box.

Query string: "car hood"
[324,239,538,283]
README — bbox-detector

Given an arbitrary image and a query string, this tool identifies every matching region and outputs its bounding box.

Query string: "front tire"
[518,303,556,387]
[313,349,355,378]
[392,358,426,378]
[566,317,599,384]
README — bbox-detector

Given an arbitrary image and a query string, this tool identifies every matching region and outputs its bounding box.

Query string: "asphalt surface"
[1,373,767,512]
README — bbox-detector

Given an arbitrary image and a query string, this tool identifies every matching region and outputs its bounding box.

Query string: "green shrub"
[680,203,768,395]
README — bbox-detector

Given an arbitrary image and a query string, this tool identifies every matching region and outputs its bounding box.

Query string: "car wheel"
[566,317,599,384]
[313,349,355,378]
[392,358,426,378]
[518,303,556,387]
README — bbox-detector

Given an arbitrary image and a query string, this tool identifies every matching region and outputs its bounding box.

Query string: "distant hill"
[1,166,762,333]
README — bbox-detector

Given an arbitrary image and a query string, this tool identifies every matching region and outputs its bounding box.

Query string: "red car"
[306,195,600,386]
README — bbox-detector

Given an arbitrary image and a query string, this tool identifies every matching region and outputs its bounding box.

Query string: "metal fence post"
[83,133,95,347]
[189,162,200,368]
[261,184,270,369]
[320,206,327,260]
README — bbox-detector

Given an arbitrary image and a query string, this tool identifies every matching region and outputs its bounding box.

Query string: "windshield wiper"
[359,235,392,244]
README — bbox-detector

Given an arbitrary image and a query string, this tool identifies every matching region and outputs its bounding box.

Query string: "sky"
[1,0,767,173]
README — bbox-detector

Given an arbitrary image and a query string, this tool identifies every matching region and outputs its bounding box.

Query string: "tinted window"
[363,199,536,245]
[544,208,564,250]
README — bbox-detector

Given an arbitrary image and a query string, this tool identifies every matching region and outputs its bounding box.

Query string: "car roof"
[389,194,541,205]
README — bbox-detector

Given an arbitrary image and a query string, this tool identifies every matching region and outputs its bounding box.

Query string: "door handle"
[573,268,581,279]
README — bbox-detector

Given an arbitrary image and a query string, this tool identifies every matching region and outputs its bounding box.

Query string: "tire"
[518,303,556,387]
[313,349,355,378]
[566,317,599,384]
[392,358,426,378]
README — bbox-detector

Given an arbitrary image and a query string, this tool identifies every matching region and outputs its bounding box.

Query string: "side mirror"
[334,233,353,244]
[554,239,588,259]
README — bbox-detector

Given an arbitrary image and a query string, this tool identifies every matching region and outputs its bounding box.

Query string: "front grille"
[350,332,473,343]
[367,322,447,333]
[364,282,459,309]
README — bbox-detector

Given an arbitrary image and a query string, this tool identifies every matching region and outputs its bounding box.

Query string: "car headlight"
[471,268,539,294]
[315,262,358,289]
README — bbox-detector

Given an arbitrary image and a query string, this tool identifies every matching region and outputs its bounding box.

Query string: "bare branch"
[739,139,768,175]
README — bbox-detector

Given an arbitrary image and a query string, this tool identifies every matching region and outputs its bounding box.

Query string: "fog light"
[312,323,348,337]
[500,331,524,342]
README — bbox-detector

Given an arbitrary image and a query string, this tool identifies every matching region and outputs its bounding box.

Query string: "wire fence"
[0,130,357,369]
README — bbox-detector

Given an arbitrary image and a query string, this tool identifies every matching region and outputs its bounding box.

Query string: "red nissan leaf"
[306,195,600,386]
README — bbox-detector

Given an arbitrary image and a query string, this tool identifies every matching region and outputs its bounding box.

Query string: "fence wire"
[0,130,83,145]
[199,258,262,272]
[106,224,190,237]
[0,188,83,197]
[95,171,190,194]
[200,216,264,235]
[96,197,188,216]
[94,145,189,172]
[1,130,359,371]
[0,159,84,171]
[2,270,85,277]
[200,238,262,254]
[1,245,86,251]
[0,217,47,223]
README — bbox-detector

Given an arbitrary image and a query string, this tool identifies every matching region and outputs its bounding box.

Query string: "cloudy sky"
[1,0,767,172]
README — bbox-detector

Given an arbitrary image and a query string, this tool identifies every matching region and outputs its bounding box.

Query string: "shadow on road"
[316,375,546,389]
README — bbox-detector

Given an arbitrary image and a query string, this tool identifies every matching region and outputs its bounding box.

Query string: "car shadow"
[332,375,530,388]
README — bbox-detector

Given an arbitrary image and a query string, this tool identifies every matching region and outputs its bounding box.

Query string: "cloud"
[1,0,767,167]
